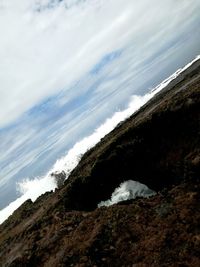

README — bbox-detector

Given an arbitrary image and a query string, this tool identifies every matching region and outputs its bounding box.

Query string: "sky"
[0,0,200,213]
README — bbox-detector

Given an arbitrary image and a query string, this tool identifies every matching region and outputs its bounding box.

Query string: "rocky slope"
[0,59,199,267]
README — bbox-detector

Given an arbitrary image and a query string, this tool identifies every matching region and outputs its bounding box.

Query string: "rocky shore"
[0,58,199,267]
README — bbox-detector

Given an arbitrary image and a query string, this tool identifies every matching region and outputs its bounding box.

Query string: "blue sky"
[0,0,200,209]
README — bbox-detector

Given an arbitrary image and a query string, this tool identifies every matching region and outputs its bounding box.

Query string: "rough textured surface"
[0,59,199,267]
[0,181,200,267]
[62,59,200,211]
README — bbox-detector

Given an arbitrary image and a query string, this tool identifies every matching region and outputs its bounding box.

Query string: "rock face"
[0,59,199,267]
[62,59,200,211]
[1,180,200,267]
[51,171,66,188]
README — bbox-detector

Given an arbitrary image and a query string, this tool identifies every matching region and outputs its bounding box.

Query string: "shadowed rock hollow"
[0,58,199,267]
[61,59,200,211]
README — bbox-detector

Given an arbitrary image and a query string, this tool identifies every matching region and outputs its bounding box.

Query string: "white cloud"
[0,82,154,224]
[0,0,200,220]
[0,0,200,126]
[2,55,199,224]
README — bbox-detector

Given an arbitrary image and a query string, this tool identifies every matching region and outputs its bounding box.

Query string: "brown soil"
[0,59,199,267]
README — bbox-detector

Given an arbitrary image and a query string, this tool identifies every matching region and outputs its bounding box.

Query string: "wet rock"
[51,171,66,188]
[0,58,200,267]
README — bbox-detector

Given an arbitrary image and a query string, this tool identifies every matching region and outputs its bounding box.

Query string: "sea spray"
[0,55,199,224]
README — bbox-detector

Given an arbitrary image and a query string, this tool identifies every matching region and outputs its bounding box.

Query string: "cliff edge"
[0,59,199,267]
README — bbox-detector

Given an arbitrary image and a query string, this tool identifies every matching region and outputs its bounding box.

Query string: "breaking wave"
[98,180,156,207]
[0,55,199,224]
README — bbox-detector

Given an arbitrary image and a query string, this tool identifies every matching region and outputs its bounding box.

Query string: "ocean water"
[0,54,199,224]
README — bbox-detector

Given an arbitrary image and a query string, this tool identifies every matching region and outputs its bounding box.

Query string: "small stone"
[67,226,73,231]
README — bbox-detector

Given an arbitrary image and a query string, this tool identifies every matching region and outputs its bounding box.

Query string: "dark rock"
[0,58,200,266]
[62,58,200,211]
[51,171,66,188]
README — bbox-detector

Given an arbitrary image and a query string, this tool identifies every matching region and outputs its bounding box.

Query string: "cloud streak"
[0,0,200,211]
[1,55,199,224]
[0,0,200,126]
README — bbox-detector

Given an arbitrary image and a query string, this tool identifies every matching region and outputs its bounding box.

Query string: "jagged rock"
[51,171,66,188]
[0,58,200,266]
[61,58,200,211]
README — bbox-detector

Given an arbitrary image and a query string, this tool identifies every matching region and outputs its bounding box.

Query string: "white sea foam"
[98,180,156,207]
[0,175,56,224]
[0,55,199,224]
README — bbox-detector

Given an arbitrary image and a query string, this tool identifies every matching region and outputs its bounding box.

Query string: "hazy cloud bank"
[0,0,200,214]
[1,55,199,224]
